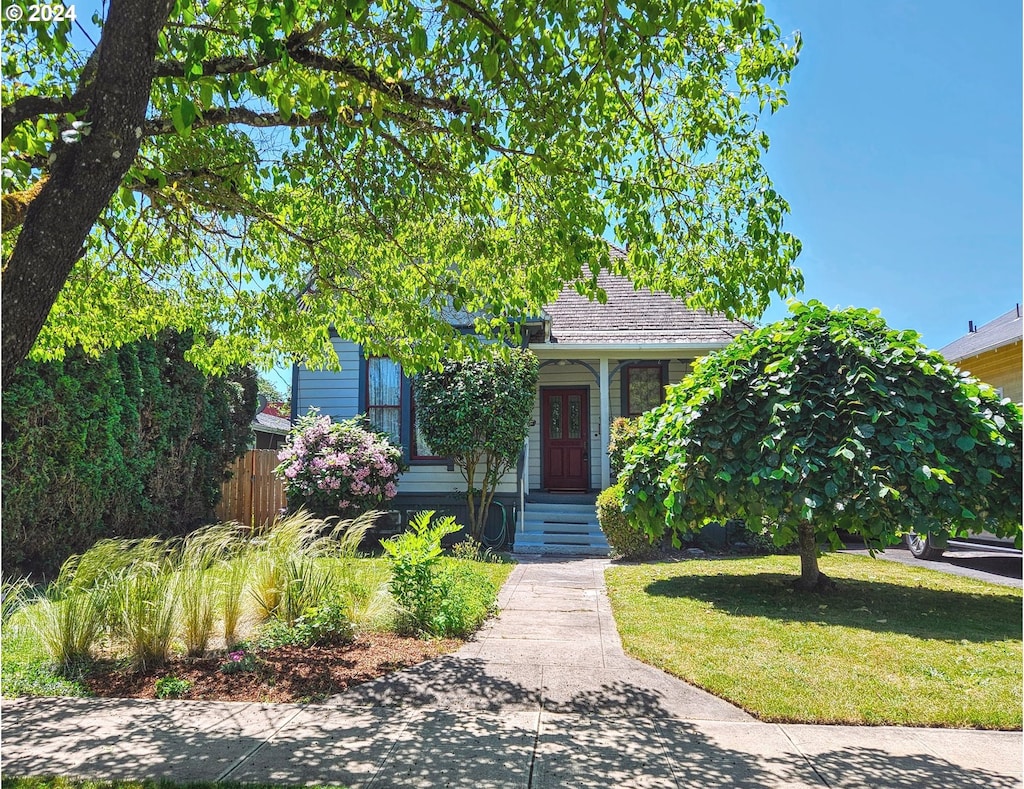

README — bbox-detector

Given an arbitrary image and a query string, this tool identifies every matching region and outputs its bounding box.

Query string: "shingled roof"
[939,306,1023,362]
[540,268,752,345]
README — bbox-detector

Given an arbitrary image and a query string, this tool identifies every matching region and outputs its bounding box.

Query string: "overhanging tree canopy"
[620,301,1023,591]
[2,0,802,389]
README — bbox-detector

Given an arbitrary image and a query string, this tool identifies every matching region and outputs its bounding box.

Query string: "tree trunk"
[794,520,835,592]
[2,0,174,391]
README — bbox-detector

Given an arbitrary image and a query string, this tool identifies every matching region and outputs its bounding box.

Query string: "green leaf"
[482,50,499,80]
[411,26,428,56]
[955,435,976,452]
[170,98,196,136]
[854,423,875,439]
[278,94,294,122]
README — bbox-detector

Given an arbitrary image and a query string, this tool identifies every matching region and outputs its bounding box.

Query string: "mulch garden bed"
[83,632,461,704]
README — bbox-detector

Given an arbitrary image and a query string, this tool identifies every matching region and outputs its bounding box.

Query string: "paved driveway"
[841,543,1022,588]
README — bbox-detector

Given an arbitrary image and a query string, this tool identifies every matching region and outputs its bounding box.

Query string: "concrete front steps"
[514,501,609,556]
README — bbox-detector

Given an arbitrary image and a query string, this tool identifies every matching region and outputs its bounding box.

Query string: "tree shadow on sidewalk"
[2,665,1020,788]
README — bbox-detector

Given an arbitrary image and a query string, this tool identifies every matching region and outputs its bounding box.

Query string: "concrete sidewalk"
[2,557,1021,788]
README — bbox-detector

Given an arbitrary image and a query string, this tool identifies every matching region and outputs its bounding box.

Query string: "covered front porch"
[512,345,711,553]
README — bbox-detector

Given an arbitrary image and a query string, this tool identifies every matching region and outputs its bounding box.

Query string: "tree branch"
[444,0,511,43]
[2,47,101,141]
[151,54,272,78]
[1,95,88,141]
[146,107,333,135]
[287,46,471,116]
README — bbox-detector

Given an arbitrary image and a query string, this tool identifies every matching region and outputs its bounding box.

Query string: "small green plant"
[154,675,192,699]
[219,649,259,674]
[331,556,392,629]
[449,538,485,562]
[381,511,461,635]
[430,562,498,637]
[597,483,657,560]
[259,596,355,648]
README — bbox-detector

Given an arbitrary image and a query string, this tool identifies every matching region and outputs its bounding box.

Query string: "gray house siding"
[294,337,363,422]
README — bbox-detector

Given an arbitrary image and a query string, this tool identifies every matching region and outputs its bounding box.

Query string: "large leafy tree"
[2,0,802,390]
[620,301,1023,592]
[414,348,538,541]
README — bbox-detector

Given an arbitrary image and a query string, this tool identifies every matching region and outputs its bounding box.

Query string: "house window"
[411,389,443,459]
[367,357,401,445]
[626,365,664,416]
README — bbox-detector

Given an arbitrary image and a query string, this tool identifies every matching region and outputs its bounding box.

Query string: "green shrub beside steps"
[597,483,658,561]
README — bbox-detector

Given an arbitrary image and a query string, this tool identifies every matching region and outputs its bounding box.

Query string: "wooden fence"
[216,449,286,528]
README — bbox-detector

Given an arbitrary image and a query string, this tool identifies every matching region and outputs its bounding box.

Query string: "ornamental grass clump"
[1,577,32,627]
[248,510,378,628]
[275,409,404,516]
[25,590,104,668]
[109,557,178,671]
[175,525,238,657]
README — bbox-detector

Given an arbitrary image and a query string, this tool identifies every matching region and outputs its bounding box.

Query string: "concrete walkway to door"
[2,556,1021,787]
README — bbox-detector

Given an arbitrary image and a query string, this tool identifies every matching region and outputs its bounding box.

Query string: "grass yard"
[605,553,1022,729]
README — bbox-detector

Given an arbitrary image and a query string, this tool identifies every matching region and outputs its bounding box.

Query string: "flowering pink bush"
[275,410,404,516]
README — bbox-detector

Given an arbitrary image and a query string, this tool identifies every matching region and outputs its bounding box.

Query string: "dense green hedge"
[2,331,257,579]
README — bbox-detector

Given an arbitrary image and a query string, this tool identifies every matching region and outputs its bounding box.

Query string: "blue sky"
[757,0,1022,349]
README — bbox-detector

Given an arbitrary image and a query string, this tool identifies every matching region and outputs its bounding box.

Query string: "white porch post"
[599,357,610,489]
[519,436,528,533]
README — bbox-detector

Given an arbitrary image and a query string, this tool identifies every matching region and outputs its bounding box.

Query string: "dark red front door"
[542,388,589,490]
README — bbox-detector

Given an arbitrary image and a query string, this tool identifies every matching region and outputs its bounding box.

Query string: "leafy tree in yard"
[414,348,538,541]
[2,0,802,390]
[620,301,1023,592]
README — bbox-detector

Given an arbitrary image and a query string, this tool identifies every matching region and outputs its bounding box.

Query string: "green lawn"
[605,554,1022,729]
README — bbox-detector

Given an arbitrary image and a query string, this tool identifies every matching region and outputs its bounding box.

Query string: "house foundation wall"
[374,492,518,552]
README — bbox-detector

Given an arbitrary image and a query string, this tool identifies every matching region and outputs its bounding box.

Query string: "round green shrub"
[597,482,657,560]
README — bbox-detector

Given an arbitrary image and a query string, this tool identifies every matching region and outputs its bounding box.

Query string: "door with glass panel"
[541,388,589,490]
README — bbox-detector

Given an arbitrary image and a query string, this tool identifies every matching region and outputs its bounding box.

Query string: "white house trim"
[599,357,611,488]
[530,342,726,354]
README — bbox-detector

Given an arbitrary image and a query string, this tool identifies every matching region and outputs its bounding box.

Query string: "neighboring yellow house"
[939,306,1023,403]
